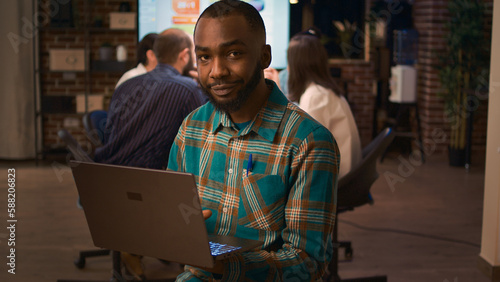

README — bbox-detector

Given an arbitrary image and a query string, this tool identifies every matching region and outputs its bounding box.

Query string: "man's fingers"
[202,209,212,220]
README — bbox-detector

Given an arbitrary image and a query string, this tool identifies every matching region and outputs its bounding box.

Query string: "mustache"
[207,79,244,88]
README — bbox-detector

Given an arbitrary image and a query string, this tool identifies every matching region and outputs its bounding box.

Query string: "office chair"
[325,127,394,282]
[57,129,120,280]
[58,128,94,163]
[58,129,175,282]
[82,110,108,148]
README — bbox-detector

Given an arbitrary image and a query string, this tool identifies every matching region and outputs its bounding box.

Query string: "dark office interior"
[0,0,499,281]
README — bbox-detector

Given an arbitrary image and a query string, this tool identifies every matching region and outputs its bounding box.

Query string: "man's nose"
[210,57,229,79]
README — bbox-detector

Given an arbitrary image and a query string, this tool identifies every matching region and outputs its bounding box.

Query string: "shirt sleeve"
[167,119,186,172]
[177,126,339,281]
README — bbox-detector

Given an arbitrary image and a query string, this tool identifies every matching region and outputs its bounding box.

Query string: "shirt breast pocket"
[238,174,286,231]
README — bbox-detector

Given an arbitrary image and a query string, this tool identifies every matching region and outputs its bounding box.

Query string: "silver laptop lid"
[70,161,215,268]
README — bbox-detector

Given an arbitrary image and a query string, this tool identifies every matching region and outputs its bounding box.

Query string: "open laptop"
[70,160,263,268]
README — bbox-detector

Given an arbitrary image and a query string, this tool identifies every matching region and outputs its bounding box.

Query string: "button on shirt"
[168,80,340,281]
[94,64,206,169]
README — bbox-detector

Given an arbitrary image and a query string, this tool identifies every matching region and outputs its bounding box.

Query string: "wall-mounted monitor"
[138,0,290,69]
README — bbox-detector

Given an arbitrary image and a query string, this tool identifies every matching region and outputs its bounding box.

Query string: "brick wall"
[413,0,448,157]
[413,0,492,159]
[39,0,492,160]
[334,61,377,148]
[331,0,492,158]
[38,0,137,153]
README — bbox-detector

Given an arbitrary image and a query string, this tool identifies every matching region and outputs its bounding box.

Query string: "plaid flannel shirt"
[168,81,339,281]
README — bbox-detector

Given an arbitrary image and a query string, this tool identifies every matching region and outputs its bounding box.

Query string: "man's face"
[194,15,267,113]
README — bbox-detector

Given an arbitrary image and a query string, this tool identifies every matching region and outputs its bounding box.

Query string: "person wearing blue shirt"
[95,29,206,170]
[94,28,207,280]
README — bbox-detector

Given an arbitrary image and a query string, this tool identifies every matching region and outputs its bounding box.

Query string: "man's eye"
[228,51,241,58]
[197,55,209,62]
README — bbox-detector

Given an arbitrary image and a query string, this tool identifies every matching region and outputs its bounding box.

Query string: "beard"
[200,62,262,114]
[182,53,195,77]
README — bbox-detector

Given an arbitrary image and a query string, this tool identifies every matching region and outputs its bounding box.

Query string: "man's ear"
[146,49,157,66]
[260,44,272,69]
[178,47,190,64]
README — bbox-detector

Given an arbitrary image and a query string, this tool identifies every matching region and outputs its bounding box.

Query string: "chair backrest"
[57,129,93,162]
[337,127,395,208]
[82,110,108,147]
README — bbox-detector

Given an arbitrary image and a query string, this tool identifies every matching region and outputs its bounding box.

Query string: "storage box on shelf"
[34,0,137,160]
[109,12,136,30]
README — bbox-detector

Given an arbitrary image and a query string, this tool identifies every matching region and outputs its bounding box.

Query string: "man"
[94,28,206,170]
[115,33,159,88]
[167,1,339,280]
[94,28,206,280]
[160,28,198,79]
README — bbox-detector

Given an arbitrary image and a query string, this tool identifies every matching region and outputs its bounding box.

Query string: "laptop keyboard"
[209,241,241,256]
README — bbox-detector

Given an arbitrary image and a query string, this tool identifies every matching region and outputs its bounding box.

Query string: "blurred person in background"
[115,33,159,88]
[287,29,362,178]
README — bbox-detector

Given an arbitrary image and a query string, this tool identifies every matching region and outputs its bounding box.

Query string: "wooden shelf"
[87,27,136,33]
[91,60,135,73]
[39,26,136,32]
[41,96,76,114]
[34,0,138,161]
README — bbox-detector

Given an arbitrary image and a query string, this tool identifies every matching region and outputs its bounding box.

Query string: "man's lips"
[209,83,238,96]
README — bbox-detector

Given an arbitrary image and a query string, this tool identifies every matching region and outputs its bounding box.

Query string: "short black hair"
[137,33,159,66]
[194,0,266,43]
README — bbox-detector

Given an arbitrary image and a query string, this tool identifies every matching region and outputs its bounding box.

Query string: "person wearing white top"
[115,33,159,88]
[115,63,148,88]
[287,28,362,178]
[299,83,362,177]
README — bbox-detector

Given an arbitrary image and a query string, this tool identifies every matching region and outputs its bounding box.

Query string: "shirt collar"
[210,80,289,142]
[152,63,180,76]
[137,63,147,72]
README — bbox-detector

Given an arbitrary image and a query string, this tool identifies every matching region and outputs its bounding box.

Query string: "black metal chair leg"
[74,249,111,269]
[111,251,122,281]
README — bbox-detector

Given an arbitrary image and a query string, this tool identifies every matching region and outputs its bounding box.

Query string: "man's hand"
[199,209,224,274]
[188,70,198,80]
[202,209,212,220]
[264,67,280,88]
[186,66,200,85]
